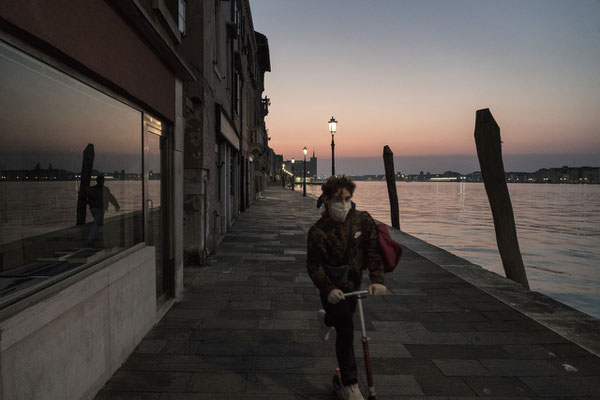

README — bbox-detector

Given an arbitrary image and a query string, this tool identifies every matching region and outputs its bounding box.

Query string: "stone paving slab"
[97,187,600,399]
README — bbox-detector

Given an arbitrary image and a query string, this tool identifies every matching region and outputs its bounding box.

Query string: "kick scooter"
[333,289,376,400]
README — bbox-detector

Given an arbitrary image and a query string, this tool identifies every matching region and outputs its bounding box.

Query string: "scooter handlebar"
[343,290,369,298]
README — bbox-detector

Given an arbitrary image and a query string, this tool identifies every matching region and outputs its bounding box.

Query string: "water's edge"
[386,222,600,358]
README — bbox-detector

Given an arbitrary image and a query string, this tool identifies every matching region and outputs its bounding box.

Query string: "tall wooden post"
[383,145,400,229]
[76,143,95,225]
[474,109,529,289]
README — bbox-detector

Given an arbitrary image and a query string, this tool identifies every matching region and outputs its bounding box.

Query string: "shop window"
[0,41,144,309]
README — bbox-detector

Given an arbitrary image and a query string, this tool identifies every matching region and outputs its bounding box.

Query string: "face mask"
[329,201,351,222]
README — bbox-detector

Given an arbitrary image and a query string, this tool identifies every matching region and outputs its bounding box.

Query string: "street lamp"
[328,116,337,176]
[291,158,295,191]
[282,163,285,188]
[303,146,308,196]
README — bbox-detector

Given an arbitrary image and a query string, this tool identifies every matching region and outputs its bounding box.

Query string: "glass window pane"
[0,41,143,308]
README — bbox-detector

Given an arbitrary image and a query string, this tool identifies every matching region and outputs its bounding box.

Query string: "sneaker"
[332,376,364,400]
[317,309,334,341]
[340,383,364,400]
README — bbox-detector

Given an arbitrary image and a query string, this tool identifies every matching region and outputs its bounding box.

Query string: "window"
[233,71,241,115]
[213,0,221,74]
[165,0,186,35]
[240,10,246,44]
[177,0,186,34]
[234,2,241,37]
[0,41,144,309]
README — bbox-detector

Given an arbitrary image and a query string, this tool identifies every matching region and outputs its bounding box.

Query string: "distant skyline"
[250,0,600,175]
[285,153,599,177]
[2,152,597,178]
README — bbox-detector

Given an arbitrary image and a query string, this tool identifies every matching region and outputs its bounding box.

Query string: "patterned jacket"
[306,204,384,295]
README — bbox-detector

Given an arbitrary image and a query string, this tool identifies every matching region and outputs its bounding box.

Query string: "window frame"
[152,0,184,42]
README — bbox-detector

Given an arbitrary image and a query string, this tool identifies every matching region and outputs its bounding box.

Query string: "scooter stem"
[356,294,368,339]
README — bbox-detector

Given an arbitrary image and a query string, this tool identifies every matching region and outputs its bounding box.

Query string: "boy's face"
[330,188,352,204]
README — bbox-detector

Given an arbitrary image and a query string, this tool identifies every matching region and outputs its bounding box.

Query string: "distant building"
[283,150,317,181]
[308,150,318,178]
[271,151,284,183]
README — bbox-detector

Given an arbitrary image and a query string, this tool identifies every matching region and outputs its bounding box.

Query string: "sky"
[250,0,600,175]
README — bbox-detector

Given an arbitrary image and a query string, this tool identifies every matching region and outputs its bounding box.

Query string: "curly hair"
[316,176,355,208]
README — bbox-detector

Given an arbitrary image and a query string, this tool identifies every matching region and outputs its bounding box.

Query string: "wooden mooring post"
[383,145,400,229]
[76,143,95,226]
[474,109,529,289]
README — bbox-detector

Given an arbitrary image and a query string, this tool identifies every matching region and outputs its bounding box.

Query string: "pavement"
[96,186,600,399]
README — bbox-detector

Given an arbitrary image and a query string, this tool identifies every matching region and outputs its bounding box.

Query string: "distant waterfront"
[301,181,600,319]
[349,165,599,184]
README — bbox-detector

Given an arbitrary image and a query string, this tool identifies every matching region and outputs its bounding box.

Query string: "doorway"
[144,115,171,304]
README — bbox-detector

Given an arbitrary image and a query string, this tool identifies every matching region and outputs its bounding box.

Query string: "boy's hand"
[369,283,387,296]
[327,289,345,304]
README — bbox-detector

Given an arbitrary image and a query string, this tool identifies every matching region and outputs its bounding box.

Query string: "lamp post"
[281,163,285,188]
[328,116,337,176]
[291,158,295,191]
[303,146,308,196]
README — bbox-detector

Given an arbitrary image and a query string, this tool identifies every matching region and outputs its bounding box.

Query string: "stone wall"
[0,247,156,400]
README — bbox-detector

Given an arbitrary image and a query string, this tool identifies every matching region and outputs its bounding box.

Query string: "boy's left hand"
[369,283,387,296]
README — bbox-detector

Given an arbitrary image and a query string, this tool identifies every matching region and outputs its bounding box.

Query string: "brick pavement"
[96,187,600,399]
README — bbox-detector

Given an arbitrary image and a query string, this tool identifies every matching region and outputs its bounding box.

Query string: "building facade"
[181,0,271,265]
[0,0,271,398]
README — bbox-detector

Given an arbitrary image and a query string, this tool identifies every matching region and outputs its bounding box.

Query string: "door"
[144,115,170,303]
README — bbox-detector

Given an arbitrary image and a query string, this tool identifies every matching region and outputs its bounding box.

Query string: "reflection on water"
[302,181,600,319]
[0,180,156,243]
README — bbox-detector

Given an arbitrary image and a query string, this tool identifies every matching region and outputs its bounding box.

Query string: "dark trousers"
[86,208,104,247]
[320,294,358,386]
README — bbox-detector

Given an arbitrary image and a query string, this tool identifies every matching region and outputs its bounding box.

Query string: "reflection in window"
[0,41,143,308]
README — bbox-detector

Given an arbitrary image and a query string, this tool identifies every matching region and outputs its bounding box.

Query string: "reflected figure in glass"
[85,174,120,247]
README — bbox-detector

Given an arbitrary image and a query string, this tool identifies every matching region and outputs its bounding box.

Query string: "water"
[301,181,600,319]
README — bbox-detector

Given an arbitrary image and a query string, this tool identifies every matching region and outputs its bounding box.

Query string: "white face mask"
[329,201,352,222]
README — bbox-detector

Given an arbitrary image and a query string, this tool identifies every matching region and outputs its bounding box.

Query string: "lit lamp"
[303,146,308,196]
[328,116,337,176]
[282,163,286,188]
[291,158,295,191]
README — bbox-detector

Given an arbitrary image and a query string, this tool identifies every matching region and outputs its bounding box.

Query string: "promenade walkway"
[97,187,600,399]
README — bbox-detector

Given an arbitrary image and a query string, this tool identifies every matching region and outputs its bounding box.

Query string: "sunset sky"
[250,0,600,175]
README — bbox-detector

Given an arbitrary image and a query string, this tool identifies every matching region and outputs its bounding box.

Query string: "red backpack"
[377,224,403,273]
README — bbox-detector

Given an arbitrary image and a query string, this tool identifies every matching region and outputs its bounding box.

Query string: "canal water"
[301,181,600,319]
